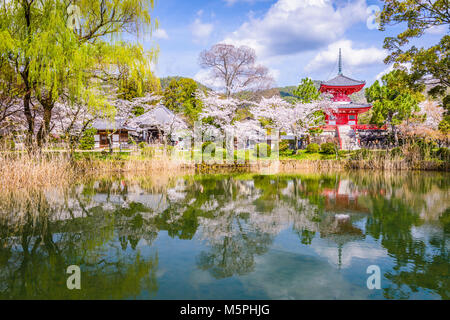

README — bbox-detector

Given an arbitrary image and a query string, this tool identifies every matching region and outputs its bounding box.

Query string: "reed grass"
[0,151,74,193]
[0,143,447,202]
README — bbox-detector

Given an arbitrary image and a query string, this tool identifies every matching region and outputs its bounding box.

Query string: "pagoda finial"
[338,48,343,75]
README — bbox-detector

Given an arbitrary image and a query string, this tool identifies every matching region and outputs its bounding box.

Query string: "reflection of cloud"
[241,250,370,299]
[189,268,216,288]
[311,239,388,268]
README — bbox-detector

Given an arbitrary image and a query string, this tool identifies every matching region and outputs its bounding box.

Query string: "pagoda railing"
[354,124,387,130]
[318,124,387,130]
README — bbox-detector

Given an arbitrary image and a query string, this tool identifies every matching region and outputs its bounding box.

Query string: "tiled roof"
[321,74,365,87]
[128,104,188,129]
[92,118,130,131]
[335,103,371,109]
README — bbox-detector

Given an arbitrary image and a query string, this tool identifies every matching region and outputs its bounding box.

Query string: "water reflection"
[0,171,448,299]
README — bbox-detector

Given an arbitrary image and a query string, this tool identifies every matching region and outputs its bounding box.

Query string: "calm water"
[0,171,448,300]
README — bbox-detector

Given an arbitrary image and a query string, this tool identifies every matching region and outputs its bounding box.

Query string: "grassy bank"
[0,147,448,196]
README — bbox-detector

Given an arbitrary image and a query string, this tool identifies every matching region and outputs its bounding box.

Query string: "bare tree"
[199,44,273,97]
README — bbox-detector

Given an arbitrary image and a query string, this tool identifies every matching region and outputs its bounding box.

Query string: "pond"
[0,171,448,300]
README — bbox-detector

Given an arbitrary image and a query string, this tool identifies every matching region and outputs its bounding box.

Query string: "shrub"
[435,147,450,161]
[9,138,15,151]
[141,147,156,158]
[306,143,320,153]
[351,148,370,160]
[416,139,436,158]
[254,143,271,158]
[165,145,174,154]
[1,136,16,150]
[320,142,337,155]
[279,140,290,152]
[338,150,348,158]
[128,136,137,146]
[404,143,423,162]
[202,141,216,158]
[390,147,403,158]
[79,128,96,150]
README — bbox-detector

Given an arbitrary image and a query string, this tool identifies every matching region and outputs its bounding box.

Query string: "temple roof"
[321,74,365,87]
[335,103,371,109]
[92,118,133,131]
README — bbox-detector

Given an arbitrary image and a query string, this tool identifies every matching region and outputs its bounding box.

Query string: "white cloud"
[375,64,394,81]
[269,68,280,81]
[153,28,169,40]
[193,69,223,90]
[305,40,387,74]
[375,62,411,81]
[425,25,447,35]
[224,0,271,6]
[190,17,214,43]
[223,0,368,58]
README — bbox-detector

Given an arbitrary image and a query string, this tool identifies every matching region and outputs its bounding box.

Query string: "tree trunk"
[108,135,113,154]
[393,124,399,147]
[37,103,53,148]
[294,136,299,155]
[23,88,34,148]
[22,3,34,150]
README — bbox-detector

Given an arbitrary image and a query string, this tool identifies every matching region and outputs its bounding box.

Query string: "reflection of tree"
[366,196,449,299]
[197,230,273,279]
[192,175,322,279]
[1,170,448,299]
[0,194,159,299]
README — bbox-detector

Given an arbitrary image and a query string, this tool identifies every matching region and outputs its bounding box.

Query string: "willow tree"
[0,0,158,147]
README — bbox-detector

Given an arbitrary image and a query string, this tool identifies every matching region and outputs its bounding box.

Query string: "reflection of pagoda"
[319,214,365,269]
[321,179,371,214]
[319,49,384,150]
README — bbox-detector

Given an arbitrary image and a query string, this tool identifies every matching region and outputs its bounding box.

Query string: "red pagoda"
[319,49,378,149]
[320,49,371,127]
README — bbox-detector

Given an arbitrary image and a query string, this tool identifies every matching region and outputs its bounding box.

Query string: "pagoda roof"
[321,74,365,87]
[335,103,371,109]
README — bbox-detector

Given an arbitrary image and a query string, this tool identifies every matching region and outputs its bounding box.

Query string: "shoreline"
[74,158,450,173]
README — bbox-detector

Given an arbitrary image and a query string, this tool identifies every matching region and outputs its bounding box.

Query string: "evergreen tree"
[163,78,203,124]
[366,70,423,146]
[293,78,320,103]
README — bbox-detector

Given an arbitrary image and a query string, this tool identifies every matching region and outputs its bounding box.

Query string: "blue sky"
[141,0,446,88]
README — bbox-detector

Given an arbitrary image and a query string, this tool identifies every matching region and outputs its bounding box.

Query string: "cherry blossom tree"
[197,91,240,132]
[233,119,266,149]
[51,93,161,152]
[399,100,448,145]
[195,91,270,161]
[112,94,162,120]
[199,44,273,97]
[250,96,335,153]
[195,91,242,157]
